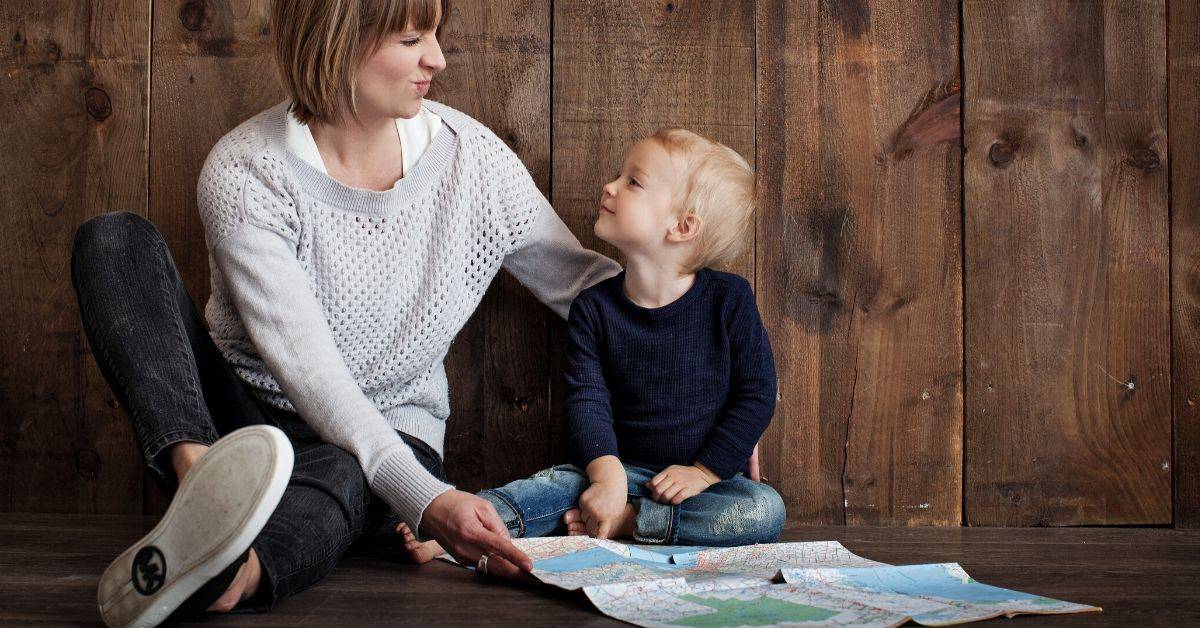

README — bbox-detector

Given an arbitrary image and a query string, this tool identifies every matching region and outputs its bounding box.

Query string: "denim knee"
[716,481,787,543]
[72,211,158,264]
[478,464,588,538]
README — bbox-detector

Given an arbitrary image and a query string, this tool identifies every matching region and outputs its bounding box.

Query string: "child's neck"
[621,256,696,309]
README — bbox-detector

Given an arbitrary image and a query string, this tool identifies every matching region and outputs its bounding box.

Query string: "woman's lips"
[413,81,431,93]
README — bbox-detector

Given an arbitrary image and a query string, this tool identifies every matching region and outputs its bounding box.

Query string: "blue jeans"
[70,212,439,612]
[479,463,786,547]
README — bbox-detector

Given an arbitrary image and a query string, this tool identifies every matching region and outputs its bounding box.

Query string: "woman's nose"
[423,38,447,73]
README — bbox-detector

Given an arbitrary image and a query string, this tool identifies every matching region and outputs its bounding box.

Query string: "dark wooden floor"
[1,514,1196,626]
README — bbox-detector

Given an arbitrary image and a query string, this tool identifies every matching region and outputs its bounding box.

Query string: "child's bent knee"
[712,484,786,544]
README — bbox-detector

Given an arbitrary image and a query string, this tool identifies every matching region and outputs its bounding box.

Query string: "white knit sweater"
[196,98,621,531]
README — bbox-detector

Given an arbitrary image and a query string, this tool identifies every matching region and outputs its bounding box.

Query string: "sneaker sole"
[97,425,294,627]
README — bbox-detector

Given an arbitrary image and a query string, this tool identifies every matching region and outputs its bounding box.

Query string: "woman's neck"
[308,112,404,187]
[621,256,696,309]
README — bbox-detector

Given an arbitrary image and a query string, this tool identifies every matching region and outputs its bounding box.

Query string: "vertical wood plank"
[757,0,963,525]
[148,0,283,513]
[0,1,149,513]
[1171,0,1200,528]
[964,0,1171,525]
[550,0,756,494]
[439,0,553,491]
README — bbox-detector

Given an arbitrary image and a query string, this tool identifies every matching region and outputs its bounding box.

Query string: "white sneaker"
[97,424,294,627]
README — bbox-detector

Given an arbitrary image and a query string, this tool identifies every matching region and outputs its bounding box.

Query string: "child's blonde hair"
[270,0,450,126]
[649,129,755,274]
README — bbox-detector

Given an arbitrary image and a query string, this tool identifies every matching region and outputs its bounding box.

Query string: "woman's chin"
[393,100,423,119]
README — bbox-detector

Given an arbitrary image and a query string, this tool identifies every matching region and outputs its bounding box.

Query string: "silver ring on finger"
[476,552,491,575]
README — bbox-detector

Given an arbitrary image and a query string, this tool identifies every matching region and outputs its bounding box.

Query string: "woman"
[71,0,620,624]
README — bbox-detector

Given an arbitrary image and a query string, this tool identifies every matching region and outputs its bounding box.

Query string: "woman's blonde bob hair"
[649,129,756,274]
[270,0,450,126]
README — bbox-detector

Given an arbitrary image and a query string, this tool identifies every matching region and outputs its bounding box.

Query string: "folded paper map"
[439,537,1100,626]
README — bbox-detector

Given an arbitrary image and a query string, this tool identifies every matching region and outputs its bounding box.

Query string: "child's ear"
[667,212,703,243]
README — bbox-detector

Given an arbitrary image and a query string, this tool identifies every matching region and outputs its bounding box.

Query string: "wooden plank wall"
[0,0,1194,528]
[1172,0,1200,529]
[963,0,1172,525]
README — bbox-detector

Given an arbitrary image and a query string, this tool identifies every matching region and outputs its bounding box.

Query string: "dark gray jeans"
[70,211,446,613]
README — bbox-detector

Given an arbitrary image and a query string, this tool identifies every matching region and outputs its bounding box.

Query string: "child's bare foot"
[563,503,637,539]
[395,522,445,564]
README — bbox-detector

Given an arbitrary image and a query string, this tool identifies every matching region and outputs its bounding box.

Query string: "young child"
[400,128,783,560]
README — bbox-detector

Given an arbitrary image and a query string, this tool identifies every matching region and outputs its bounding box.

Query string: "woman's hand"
[646,463,720,505]
[578,481,629,539]
[418,489,533,580]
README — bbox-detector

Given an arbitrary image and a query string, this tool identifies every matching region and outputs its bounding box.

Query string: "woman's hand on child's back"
[647,463,721,505]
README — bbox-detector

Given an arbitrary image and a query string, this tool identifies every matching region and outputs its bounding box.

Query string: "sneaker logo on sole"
[131,546,166,595]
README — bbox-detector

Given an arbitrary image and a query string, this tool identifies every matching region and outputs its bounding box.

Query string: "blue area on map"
[835,564,1039,603]
[534,547,690,573]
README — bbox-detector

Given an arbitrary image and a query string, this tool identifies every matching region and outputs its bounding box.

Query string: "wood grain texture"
[552,0,755,274]
[756,0,963,526]
[438,0,554,491]
[1171,0,1200,528]
[5,513,1200,625]
[0,1,149,514]
[963,0,1172,525]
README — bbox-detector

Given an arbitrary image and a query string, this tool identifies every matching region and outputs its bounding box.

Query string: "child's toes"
[408,540,444,564]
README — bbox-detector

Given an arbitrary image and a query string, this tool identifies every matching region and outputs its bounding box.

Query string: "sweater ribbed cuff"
[695,437,748,481]
[368,444,455,533]
[570,432,620,472]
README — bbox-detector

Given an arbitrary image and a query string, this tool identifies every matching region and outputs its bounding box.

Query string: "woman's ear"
[667,212,703,243]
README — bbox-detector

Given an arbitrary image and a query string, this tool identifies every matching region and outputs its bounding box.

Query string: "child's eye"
[627,176,641,188]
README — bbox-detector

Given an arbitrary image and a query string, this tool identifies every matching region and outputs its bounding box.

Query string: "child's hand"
[578,481,628,538]
[646,463,720,505]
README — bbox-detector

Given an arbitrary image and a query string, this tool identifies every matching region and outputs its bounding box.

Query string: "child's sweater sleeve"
[562,296,620,469]
[694,280,778,480]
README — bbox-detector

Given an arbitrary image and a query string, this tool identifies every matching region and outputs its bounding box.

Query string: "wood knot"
[504,132,518,148]
[1129,147,1160,171]
[502,386,533,412]
[179,0,207,31]
[666,2,675,11]
[84,87,111,121]
[76,449,102,480]
[107,398,120,409]
[988,140,1016,166]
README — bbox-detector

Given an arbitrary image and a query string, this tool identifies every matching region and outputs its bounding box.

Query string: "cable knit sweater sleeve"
[493,137,622,320]
[197,146,452,533]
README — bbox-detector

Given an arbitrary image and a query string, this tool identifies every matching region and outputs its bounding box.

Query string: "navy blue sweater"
[563,267,777,480]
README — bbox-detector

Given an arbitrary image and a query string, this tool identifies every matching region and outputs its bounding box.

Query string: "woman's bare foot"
[166,441,265,613]
[563,503,637,539]
[396,522,445,564]
[170,441,209,482]
[206,548,264,612]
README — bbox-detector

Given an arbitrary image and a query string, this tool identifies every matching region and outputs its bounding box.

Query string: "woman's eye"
[401,36,421,47]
